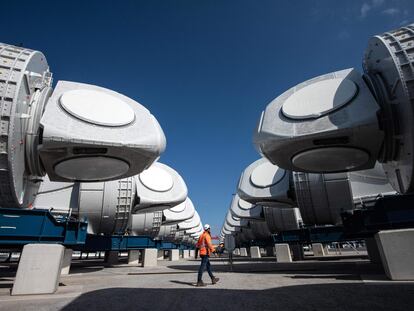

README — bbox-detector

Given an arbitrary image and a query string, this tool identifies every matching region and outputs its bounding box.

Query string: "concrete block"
[169,249,180,261]
[291,244,304,261]
[189,250,195,258]
[266,246,274,257]
[128,250,140,266]
[240,248,248,257]
[12,244,64,295]
[250,246,261,259]
[105,251,119,265]
[275,244,292,262]
[183,250,190,259]
[142,248,158,267]
[365,238,382,264]
[233,248,240,256]
[375,229,414,280]
[312,243,326,256]
[61,248,73,275]
[157,249,165,260]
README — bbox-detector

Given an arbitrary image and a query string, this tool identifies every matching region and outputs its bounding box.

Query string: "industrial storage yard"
[1,1,414,310]
[2,253,414,311]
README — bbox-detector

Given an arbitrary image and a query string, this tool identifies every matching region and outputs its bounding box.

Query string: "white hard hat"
[204,224,210,230]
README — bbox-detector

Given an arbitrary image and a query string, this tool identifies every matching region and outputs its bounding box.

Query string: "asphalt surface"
[0,253,413,311]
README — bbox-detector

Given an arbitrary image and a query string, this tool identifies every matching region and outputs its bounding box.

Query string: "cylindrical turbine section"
[263,206,302,233]
[292,172,353,225]
[78,177,136,234]
[0,43,51,207]
[129,210,163,237]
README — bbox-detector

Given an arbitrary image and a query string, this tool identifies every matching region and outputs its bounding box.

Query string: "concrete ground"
[0,253,413,311]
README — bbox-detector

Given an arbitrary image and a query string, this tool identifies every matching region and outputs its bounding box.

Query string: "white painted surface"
[282,78,357,119]
[238,199,252,210]
[250,161,285,187]
[139,165,174,192]
[55,157,130,181]
[60,89,135,126]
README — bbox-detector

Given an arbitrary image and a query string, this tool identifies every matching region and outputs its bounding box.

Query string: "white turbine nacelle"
[254,24,414,194]
[162,198,195,225]
[133,162,188,212]
[130,199,195,238]
[237,158,292,206]
[254,68,381,174]
[186,223,203,235]
[225,210,248,228]
[229,194,264,220]
[177,211,201,231]
[237,158,353,226]
[41,81,166,183]
[0,43,165,208]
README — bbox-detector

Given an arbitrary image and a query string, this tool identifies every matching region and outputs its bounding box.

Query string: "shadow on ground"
[168,259,384,279]
[60,283,414,311]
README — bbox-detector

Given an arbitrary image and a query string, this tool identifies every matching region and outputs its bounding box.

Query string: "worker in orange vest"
[196,224,219,287]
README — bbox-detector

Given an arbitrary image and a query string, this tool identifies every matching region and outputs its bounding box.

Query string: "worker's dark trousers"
[197,255,214,282]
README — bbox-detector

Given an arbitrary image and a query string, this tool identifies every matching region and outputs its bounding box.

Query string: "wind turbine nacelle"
[254,68,382,174]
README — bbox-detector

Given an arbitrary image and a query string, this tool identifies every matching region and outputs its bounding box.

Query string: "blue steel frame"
[0,208,87,247]
[0,208,194,251]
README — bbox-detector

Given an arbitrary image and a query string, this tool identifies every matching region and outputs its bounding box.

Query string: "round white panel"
[238,199,252,210]
[139,166,174,192]
[168,201,186,213]
[282,78,357,120]
[55,157,130,180]
[250,161,285,188]
[60,89,135,126]
[292,147,370,172]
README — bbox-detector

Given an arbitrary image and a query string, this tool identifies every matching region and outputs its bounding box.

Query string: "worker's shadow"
[169,280,196,287]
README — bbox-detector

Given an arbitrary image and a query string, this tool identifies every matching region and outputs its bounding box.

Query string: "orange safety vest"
[196,231,215,256]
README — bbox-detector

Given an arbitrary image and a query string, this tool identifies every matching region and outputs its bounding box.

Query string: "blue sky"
[1,0,412,235]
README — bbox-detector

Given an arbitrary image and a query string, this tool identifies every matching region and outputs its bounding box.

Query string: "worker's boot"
[211,277,220,284]
[196,281,207,287]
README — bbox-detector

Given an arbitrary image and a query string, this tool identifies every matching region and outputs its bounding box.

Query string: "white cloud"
[360,0,386,18]
[360,3,371,18]
[372,0,385,6]
[382,8,400,15]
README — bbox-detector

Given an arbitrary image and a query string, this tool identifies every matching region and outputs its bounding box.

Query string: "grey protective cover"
[134,162,187,212]
[237,158,292,206]
[40,81,166,182]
